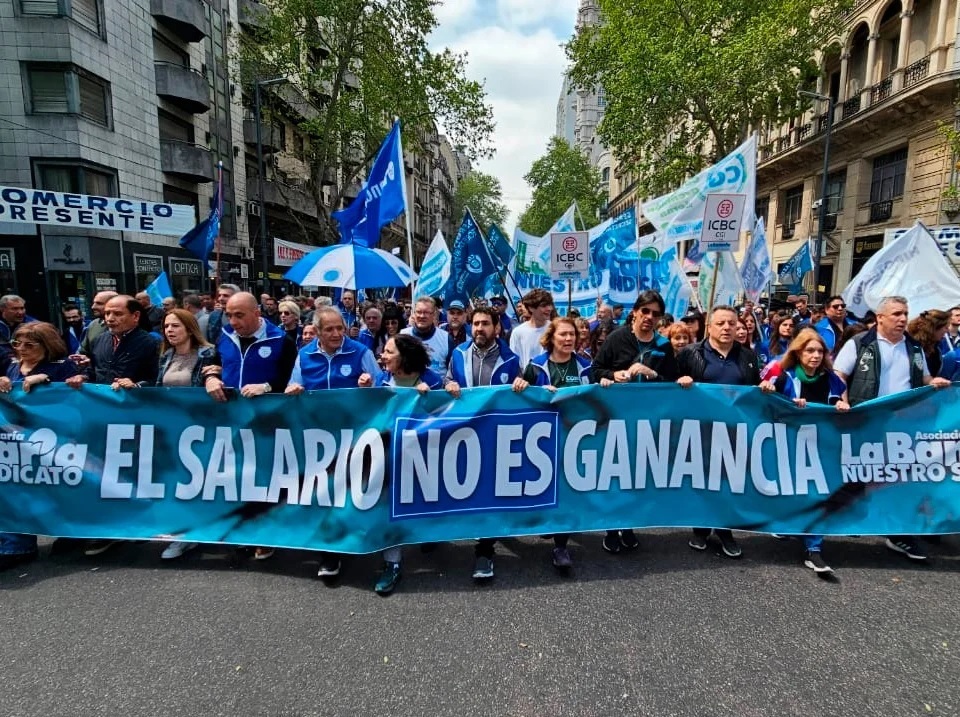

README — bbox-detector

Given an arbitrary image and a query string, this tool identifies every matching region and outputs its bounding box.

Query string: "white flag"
[740,218,774,302]
[698,251,743,309]
[414,231,451,298]
[843,221,960,318]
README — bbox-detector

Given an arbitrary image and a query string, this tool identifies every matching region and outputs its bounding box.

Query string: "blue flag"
[145,271,173,305]
[444,210,497,304]
[178,186,220,263]
[778,239,814,291]
[487,224,515,268]
[333,120,407,248]
[740,218,774,302]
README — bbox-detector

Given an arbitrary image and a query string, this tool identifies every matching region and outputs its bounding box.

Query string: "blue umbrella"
[284,244,417,289]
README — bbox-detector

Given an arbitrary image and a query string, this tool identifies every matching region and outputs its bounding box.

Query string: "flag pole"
[395,118,415,296]
[215,160,223,289]
[574,200,588,231]
[479,223,522,319]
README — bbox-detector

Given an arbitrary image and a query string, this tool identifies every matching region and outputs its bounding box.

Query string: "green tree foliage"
[239,0,495,242]
[567,0,850,197]
[452,171,508,234]
[518,137,605,235]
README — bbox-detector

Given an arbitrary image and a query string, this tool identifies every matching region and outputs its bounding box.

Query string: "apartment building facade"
[0,0,254,320]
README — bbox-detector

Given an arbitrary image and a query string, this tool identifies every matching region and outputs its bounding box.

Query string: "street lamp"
[254,76,288,293]
[797,88,835,305]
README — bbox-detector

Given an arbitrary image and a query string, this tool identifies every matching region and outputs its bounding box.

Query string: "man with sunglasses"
[814,295,853,356]
[489,295,513,339]
[590,290,679,554]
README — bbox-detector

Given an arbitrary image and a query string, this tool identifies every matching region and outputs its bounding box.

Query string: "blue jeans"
[0,532,37,555]
[804,535,823,552]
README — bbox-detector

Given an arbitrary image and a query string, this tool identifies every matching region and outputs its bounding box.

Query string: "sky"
[430,0,579,231]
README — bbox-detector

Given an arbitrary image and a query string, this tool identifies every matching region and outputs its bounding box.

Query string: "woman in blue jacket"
[760,328,849,575]
[512,316,589,573]
[357,333,442,595]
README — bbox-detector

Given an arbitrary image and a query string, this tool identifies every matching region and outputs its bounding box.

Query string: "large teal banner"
[1,384,959,552]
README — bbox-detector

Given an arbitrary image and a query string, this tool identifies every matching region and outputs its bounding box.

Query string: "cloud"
[432,4,576,231]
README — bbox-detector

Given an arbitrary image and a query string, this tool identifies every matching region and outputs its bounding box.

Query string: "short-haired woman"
[0,322,79,570]
[357,333,443,595]
[760,328,849,575]
[278,300,303,347]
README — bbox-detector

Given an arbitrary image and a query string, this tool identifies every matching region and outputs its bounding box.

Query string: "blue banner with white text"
[1,384,959,551]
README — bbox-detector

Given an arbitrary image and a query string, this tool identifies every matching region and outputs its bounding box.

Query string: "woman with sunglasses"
[589,290,679,555]
[0,322,79,571]
[277,300,303,348]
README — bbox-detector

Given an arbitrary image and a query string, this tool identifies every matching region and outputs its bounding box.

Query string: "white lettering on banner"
[0,428,85,487]
[562,419,828,496]
[840,432,960,483]
[0,185,194,236]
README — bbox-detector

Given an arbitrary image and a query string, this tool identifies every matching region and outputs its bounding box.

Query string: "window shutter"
[20,0,60,15]
[70,0,100,33]
[78,73,108,126]
[29,70,69,113]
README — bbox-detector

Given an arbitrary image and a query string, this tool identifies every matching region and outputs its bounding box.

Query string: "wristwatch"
[262,382,271,393]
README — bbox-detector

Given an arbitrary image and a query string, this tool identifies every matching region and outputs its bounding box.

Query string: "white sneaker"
[161,541,198,560]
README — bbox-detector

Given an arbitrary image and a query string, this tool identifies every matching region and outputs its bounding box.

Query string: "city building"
[757,0,959,299]
[0,0,252,320]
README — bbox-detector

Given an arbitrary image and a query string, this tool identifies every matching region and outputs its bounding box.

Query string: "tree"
[567,0,849,197]
[518,137,605,235]
[452,171,508,233]
[239,0,495,243]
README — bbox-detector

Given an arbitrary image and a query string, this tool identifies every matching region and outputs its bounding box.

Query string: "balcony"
[841,95,862,120]
[160,140,213,182]
[243,115,283,152]
[904,56,931,88]
[868,200,893,224]
[237,0,268,31]
[150,0,206,42]
[871,77,893,105]
[247,176,318,219]
[155,63,210,114]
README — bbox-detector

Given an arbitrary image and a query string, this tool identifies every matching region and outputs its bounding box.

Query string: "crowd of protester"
[0,286,956,596]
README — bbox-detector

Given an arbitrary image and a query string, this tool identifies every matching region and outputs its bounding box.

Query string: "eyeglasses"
[829,303,846,310]
[280,310,295,315]
[638,307,664,318]
[11,340,39,348]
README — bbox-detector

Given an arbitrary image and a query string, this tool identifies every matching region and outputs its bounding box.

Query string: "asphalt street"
[2,531,959,717]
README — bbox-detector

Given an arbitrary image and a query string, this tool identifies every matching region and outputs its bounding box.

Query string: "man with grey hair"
[834,295,951,561]
[0,294,36,364]
[285,305,378,580]
[203,283,241,342]
[76,290,118,362]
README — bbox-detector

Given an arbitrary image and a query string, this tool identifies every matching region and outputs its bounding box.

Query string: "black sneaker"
[472,556,494,580]
[317,556,342,577]
[688,534,708,551]
[885,538,927,561]
[552,547,573,570]
[803,551,833,573]
[374,562,402,595]
[602,532,622,554]
[619,529,639,550]
[718,533,742,558]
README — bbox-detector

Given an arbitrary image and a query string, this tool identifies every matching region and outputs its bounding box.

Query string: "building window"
[755,196,770,226]
[153,33,189,66]
[820,170,846,213]
[601,167,610,184]
[597,87,606,108]
[158,110,194,143]
[34,160,117,196]
[782,185,803,238]
[870,148,907,203]
[163,184,199,221]
[19,0,101,34]
[24,64,110,127]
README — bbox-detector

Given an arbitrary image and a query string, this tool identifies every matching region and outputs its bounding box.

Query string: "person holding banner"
[590,290,679,555]
[445,306,522,581]
[357,334,444,595]
[834,296,952,561]
[677,305,762,558]
[760,328,850,574]
[0,322,79,570]
[285,306,378,579]
[512,316,591,572]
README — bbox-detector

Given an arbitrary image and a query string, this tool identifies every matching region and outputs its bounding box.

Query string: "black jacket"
[88,328,160,385]
[676,340,760,385]
[590,325,678,383]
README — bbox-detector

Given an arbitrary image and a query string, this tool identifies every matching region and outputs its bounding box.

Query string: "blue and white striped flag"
[740,218,774,302]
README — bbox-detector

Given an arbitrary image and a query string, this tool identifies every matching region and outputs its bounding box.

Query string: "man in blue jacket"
[445,306,521,581]
[284,305,378,580]
[814,295,853,356]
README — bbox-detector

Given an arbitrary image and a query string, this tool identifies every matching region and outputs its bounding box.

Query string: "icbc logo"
[717,199,735,218]
[563,237,578,251]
